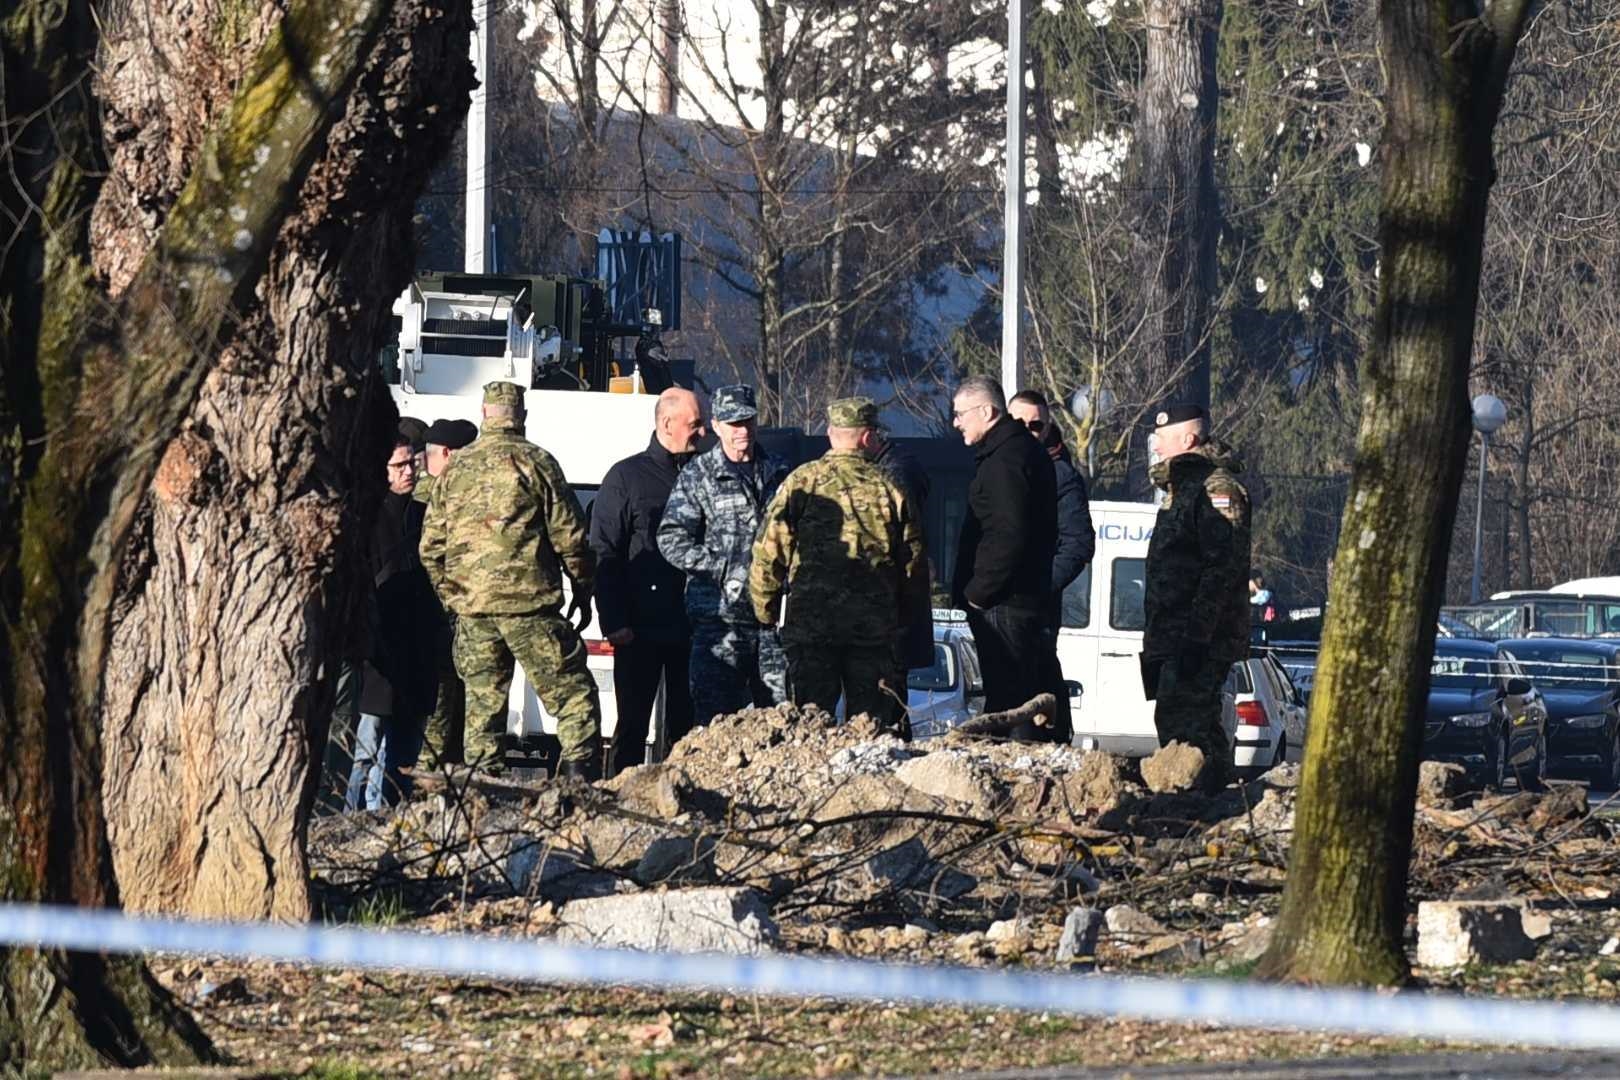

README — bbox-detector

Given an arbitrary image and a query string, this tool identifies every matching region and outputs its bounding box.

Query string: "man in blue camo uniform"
[657,385,790,726]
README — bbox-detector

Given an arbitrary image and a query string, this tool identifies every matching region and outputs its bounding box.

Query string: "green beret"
[483,380,525,408]
[827,396,880,429]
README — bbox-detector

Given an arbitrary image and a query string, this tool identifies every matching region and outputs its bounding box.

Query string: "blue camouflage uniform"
[656,385,790,724]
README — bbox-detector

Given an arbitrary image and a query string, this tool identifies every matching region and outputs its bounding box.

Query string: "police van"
[1058,501,1161,754]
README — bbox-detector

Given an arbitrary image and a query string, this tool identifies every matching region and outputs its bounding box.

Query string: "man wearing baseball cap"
[657,384,790,728]
[1142,403,1251,792]
[750,397,927,731]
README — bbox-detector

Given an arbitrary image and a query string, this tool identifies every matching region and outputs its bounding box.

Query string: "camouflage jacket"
[750,449,927,645]
[657,442,788,623]
[419,416,593,616]
[1143,441,1252,663]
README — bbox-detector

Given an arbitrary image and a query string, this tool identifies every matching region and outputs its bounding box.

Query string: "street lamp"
[1470,393,1508,604]
[1069,386,1116,478]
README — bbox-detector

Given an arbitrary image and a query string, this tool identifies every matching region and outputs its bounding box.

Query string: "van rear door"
[1074,503,1159,754]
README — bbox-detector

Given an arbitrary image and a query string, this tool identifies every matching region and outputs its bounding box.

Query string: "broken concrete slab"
[893,752,996,813]
[863,836,977,900]
[1140,742,1205,794]
[1415,900,1539,967]
[1056,906,1104,965]
[634,834,718,886]
[555,887,779,955]
[1136,933,1205,964]
[1417,761,1468,806]
[1104,904,1169,939]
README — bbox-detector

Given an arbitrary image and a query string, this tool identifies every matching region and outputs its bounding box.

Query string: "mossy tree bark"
[0,0,464,1065]
[1256,0,1534,986]
[95,0,474,924]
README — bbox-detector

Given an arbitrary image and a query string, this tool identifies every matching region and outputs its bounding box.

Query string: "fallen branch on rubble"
[948,694,1058,739]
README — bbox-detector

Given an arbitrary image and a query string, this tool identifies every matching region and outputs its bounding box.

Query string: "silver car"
[908,624,985,740]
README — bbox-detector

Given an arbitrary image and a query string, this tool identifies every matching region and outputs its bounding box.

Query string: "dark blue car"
[1427,639,1548,791]
[1498,638,1620,788]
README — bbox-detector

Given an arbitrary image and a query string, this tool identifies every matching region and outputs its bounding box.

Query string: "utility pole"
[1000,0,1026,394]
[465,0,493,274]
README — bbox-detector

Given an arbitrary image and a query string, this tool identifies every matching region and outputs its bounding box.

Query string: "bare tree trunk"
[1130,0,1220,490]
[1257,0,1534,986]
[753,0,788,424]
[1515,378,1534,588]
[0,0,438,1061]
[95,1,474,922]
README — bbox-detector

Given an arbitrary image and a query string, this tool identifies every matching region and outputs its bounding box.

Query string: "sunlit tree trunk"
[0,0,468,1064]
[1257,0,1534,986]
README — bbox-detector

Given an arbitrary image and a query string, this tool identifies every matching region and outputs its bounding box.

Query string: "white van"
[1059,501,1159,755]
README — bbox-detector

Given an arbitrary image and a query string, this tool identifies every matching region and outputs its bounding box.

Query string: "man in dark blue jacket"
[951,376,1058,741]
[1011,390,1095,742]
[591,388,704,775]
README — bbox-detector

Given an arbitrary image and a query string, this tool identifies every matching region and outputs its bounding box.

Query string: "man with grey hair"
[950,375,1059,740]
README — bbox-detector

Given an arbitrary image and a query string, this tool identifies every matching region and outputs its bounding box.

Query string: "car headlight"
[1562,713,1610,729]
[1448,711,1494,727]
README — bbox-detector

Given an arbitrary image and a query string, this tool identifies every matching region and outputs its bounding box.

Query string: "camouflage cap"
[711,384,758,423]
[827,396,881,430]
[483,380,525,408]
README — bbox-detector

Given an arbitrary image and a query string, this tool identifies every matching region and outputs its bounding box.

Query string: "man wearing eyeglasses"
[950,375,1059,740]
[1009,389,1095,743]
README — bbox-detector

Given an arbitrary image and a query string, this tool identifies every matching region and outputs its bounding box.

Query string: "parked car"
[1498,638,1620,788]
[1427,639,1548,790]
[907,622,986,740]
[1224,653,1307,777]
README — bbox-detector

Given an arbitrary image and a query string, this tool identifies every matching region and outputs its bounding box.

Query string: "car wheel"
[1519,730,1549,793]
[1490,731,1507,792]
[1590,729,1620,792]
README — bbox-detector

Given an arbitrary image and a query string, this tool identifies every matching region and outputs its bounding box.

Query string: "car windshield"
[1512,649,1614,691]
[908,644,954,692]
[1430,649,1499,689]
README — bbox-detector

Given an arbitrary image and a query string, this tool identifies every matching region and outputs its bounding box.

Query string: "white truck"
[388,276,662,758]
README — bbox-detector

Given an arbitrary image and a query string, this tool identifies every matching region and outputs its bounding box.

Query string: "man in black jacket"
[592,388,704,775]
[950,375,1058,741]
[1009,389,1095,742]
[871,431,934,675]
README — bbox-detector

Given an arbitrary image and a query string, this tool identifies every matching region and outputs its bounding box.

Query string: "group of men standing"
[337,369,1251,805]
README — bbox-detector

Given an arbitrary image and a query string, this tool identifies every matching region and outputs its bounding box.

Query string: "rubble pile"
[308,706,1620,973]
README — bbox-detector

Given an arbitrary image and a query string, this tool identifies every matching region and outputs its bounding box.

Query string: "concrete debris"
[1520,906,1553,941]
[986,917,1031,943]
[1136,933,1205,964]
[1241,787,1296,836]
[1415,900,1539,967]
[863,837,976,900]
[1060,752,1135,812]
[1104,905,1169,939]
[634,834,717,886]
[1056,906,1104,965]
[1527,785,1589,833]
[555,887,779,955]
[893,751,998,813]
[1140,741,1205,794]
[1600,937,1619,957]
[1417,761,1468,806]
[1255,762,1302,789]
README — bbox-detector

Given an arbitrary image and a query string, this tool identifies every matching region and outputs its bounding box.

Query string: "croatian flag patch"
[1211,494,1232,510]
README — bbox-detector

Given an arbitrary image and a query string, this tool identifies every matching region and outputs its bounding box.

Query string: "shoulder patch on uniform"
[1211,494,1231,510]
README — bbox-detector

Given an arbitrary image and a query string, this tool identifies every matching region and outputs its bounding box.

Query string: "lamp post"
[1470,393,1508,603]
[1069,386,1116,479]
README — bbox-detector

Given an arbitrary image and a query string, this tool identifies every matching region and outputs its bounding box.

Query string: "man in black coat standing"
[1009,389,1095,743]
[592,388,705,775]
[950,375,1058,741]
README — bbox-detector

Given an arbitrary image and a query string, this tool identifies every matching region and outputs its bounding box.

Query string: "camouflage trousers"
[784,635,902,729]
[454,611,600,766]
[422,623,465,767]
[689,617,788,726]
[1152,654,1233,780]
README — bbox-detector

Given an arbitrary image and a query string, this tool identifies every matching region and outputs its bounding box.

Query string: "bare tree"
[1257,0,1535,986]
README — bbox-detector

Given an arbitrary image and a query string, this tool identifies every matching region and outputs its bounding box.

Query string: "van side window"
[1110,558,1147,631]
[1061,566,1092,629]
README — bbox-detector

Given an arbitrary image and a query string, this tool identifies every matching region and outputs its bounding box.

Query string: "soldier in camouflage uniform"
[750,398,927,729]
[419,382,601,777]
[1142,404,1252,791]
[656,385,790,726]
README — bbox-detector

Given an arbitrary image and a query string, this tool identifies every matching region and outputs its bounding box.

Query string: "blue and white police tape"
[1,902,1618,1050]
